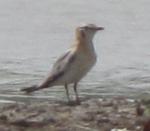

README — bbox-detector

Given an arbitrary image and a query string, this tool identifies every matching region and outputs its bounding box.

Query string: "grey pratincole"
[21,24,104,104]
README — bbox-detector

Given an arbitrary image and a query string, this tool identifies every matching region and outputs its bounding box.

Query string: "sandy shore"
[0,97,150,131]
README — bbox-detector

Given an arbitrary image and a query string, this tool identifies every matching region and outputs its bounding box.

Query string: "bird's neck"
[72,35,95,55]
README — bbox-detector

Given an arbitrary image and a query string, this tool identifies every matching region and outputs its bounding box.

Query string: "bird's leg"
[64,84,71,103]
[73,82,80,104]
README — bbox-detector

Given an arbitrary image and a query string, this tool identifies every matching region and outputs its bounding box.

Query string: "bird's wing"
[21,50,76,93]
[49,50,76,82]
[40,50,76,87]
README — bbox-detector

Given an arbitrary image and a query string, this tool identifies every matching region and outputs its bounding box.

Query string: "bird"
[21,24,104,104]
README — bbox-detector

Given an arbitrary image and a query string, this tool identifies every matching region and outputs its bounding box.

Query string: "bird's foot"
[76,99,81,105]
[67,100,80,106]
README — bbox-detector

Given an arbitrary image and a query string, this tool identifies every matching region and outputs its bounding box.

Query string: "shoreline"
[0,97,150,131]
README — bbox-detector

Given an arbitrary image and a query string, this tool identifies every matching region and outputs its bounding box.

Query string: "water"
[0,0,150,103]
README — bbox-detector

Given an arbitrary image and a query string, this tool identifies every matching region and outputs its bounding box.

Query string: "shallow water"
[0,0,150,103]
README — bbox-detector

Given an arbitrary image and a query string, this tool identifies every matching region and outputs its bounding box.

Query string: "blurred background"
[0,0,150,103]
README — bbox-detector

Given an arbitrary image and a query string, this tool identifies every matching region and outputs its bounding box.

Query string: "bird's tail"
[21,76,54,93]
[21,85,40,93]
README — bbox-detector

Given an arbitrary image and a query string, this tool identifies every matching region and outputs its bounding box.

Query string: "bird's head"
[76,24,104,41]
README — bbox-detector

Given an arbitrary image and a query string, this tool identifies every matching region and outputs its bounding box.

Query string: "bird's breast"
[66,51,97,82]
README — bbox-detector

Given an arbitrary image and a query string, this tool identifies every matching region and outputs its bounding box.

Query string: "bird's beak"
[95,26,104,31]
